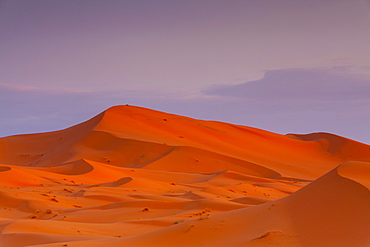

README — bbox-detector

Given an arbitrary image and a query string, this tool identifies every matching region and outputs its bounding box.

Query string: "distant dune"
[0,105,369,247]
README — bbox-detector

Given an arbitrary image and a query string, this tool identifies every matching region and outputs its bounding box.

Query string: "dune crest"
[0,105,369,247]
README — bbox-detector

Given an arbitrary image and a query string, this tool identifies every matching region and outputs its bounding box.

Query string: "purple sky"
[1,0,370,144]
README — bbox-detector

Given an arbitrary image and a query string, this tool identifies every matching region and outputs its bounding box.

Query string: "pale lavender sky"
[1,0,370,144]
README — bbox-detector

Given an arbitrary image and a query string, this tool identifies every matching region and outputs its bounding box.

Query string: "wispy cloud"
[0,83,91,94]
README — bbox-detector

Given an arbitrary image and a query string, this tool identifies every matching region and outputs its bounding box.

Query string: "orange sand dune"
[0,105,369,247]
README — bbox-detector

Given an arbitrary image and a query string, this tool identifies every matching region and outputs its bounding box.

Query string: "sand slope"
[0,105,369,247]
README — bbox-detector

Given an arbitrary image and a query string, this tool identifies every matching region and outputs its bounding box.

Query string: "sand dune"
[0,105,369,247]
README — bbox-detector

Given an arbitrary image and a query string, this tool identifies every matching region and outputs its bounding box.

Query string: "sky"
[1,0,370,144]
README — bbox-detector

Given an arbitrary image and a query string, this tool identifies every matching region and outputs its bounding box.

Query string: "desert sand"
[0,105,369,247]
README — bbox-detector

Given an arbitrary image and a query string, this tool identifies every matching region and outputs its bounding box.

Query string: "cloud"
[204,67,370,101]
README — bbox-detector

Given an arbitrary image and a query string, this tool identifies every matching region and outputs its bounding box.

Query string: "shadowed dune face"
[0,105,369,247]
[75,131,175,169]
[0,166,11,172]
[287,132,370,162]
[40,160,94,175]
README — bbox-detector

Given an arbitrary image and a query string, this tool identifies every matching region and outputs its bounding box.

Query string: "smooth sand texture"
[0,105,369,247]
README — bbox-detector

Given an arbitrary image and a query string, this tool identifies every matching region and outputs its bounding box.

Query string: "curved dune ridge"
[0,105,369,247]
